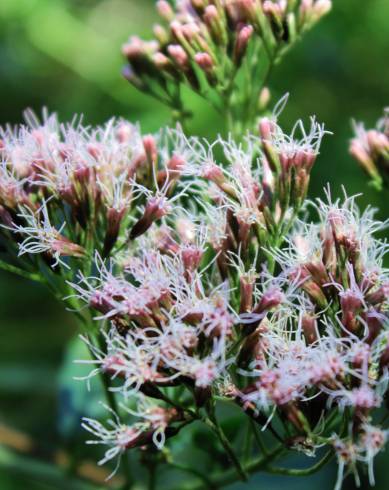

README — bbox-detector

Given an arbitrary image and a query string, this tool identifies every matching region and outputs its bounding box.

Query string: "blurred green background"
[0,0,388,489]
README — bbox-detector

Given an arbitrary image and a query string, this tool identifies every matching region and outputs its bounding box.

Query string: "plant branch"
[180,443,285,490]
[265,449,334,476]
[0,259,44,282]
[203,414,248,482]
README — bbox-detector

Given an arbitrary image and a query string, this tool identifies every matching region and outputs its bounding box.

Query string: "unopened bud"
[304,260,328,286]
[239,274,255,314]
[350,139,380,182]
[254,287,284,314]
[181,245,203,273]
[313,0,332,17]
[122,65,145,91]
[194,52,214,72]
[116,122,133,144]
[263,1,286,19]
[203,5,227,45]
[364,311,383,345]
[103,207,126,256]
[367,130,389,155]
[302,313,318,344]
[156,0,174,22]
[167,44,189,69]
[153,24,169,45]
[258,87,271,111]
[143,135,158,165]
[130,197,170,240]
[194,52,217,85]
[234,25,254,66]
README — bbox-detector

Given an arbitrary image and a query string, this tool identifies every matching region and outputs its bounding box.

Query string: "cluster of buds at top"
[258,102,328,212]
[350,108,389,190]
[122,0,331,130]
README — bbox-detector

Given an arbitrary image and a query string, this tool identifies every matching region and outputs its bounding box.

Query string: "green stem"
[203,415,248,482]
[180,444,284,490]
[243,420,253,463]
[148,461,157,490]
[266,449,333,476]
[171,84,190,132]
[0,259,44,282]
[169,462,215,489]
[250,419,268,455]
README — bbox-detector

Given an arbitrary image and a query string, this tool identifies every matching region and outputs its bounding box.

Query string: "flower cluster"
[350,108,389,190]
[122,0,331,132]
[0,110,146,266]
[1,106,388,489]
[0,103,325,273]
[73,185,389,489]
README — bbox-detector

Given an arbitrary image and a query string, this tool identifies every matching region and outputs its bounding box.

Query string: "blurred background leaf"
[0,1,388,488]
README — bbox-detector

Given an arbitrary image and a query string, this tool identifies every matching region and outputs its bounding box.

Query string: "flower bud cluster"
[350,108,389,190]
[122,0,331,125]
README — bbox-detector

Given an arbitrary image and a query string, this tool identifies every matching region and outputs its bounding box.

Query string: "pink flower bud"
[130,197,171,240]
[234,25,254,66]
[152,52,170,69]
[350,139,379,179]
[121,37,149,61]
[194,52,217,85]
[367,130,389,154]
[167,44,189,69]
[263,0,286,19]
[340,289,363,333]
[203,4,228,45]
[203,4,218,24]
[143,135,158,165]
[313,0,332,17]
[258,87,271,111]
[238,322,268,364]
[194,52,214,72]
[255,287,284,314]
[302,313,318,344]
[259,117,276,142]
[304,259,329,286]
[181,245,203,273]
[52,236,85,259]
[116,122,133,144]
[156,0,174,22]
[103,207,127,256]
[153,24,169,45]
